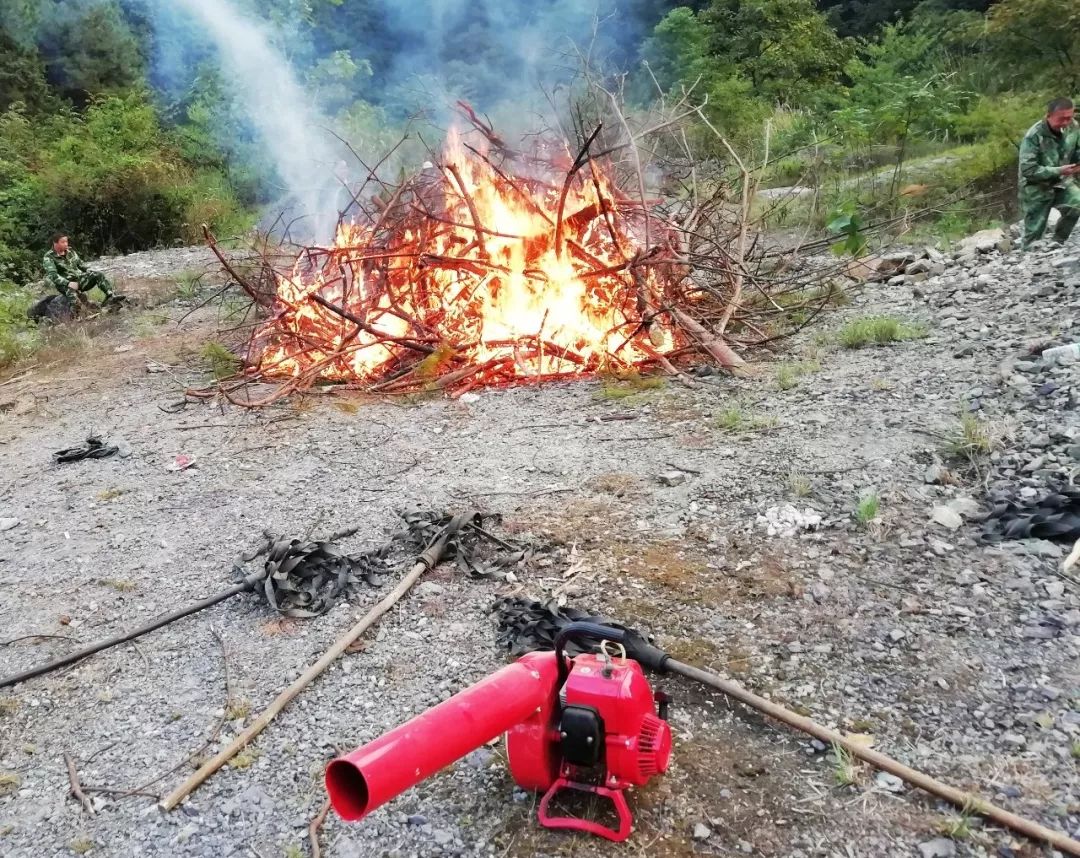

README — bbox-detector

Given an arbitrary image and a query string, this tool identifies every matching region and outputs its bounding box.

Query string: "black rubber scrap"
[980,483,1080,542]
[53,435,119,464]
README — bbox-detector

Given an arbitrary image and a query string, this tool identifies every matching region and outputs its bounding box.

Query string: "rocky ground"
[0,232,1077,858]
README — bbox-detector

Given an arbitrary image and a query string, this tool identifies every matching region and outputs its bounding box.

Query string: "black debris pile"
[493,597,637,658]
[53,435,119,464]
[397,510,529,580]
[980,482,1080,542]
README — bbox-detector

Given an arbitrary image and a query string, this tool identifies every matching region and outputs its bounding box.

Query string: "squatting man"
[1019,97,1080,249]
[42,232,121,309]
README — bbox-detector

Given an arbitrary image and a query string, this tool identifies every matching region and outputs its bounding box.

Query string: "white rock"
[0,518,19,531]
[931,506,963,530]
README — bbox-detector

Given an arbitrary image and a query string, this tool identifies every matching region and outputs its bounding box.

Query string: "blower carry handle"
[553,622,627,686]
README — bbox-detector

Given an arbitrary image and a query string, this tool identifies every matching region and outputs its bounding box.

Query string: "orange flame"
[253,130,682,387]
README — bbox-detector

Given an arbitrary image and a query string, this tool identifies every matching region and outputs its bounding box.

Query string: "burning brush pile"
[207,107,828,401]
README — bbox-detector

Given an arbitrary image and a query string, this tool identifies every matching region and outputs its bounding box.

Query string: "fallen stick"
[64,751,94,816]
[158,513,474,811]
[309,798,332,858]
[0,570,265,689]
[667,658,1080,856]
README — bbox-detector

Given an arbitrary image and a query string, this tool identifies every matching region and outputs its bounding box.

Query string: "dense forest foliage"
[0,0,1077,291]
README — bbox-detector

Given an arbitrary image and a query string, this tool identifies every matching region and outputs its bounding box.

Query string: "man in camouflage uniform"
[1019,97,1080,250]
[42,232,117,307]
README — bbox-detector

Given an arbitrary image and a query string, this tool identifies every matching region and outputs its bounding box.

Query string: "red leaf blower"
[325,622,672,842]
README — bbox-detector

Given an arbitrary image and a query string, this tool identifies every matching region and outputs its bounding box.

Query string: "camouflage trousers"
[1021,183,1080,249]
[56,270,113,303]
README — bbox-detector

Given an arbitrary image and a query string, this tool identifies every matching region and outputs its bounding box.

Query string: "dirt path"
[0,243,1076,858]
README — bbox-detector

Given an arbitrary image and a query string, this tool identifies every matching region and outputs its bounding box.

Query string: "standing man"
[42,233,118,308]
[1019,97,1080,249]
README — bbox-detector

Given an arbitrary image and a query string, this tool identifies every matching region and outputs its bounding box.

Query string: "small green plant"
[837,317,927,349]
[200,341,241,379]
[943,412,999,462]
[713,405,778,433]
[595,370,666,402]
[0,771,21,795]
[69,838,94,855]
[830,744,859,786]
[225,698,252,721]
[775,359,821,390]
[175,270,203,301]
[229,747,262,769]
[99,579,137,592]
[870,378,894,391]
[938,814,973,840]
[1071,740,1080,759]
[788,471,813,498]
[826,201,869,257]
[284,845,303,858]
[0,697,20,716]
[855,492,879,525]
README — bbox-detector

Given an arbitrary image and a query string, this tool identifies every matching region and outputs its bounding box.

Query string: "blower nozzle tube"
[326,652,558,821]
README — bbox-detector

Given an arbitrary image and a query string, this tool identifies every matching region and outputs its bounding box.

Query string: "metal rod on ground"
[665,658,1080,856]
[159,514,472,812]
[0,571,265,689]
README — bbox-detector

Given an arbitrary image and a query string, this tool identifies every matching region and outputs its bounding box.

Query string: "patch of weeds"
[595,370,666,402]
[0,697,20,716]
[830,744,859,786]
[0,822,13,836]
[938,811,975,841]
[714,405,778,434]
[1072,740,1080,759]
[200,341,241,379]
[229,747,262,769]
[174,270,203,301]
[284,845,303,858]
[775,359,821,390]
[943,413,1000,463]
[837,316,927,349]
[99,579,137,592]
[132,311,170,337]
[0,771,21,795]
[69,838,94,855]
[870,378,894,391]
[855,492,880,526]
[225,698,252,721]
[97,487,124,502]
[788,471,812,498]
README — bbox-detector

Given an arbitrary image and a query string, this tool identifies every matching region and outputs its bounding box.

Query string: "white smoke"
[158,0,339,240]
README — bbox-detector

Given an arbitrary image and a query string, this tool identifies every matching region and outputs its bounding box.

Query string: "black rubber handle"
[553,622,627,687]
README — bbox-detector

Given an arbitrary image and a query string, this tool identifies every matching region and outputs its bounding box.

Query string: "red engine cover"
[562,653,672,788]
[506,651,671,792]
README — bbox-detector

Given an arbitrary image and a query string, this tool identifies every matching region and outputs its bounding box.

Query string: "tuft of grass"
[174,270,204,301]
[938,812,975,841]
[713,405,778,434]
[943,413,1000,462]
[595,371,666,402]
[69,838,94,855]
[855,492,879,525]
[96,487,124,502]
[0,771,21,795]
[99,579,137,593]
[225,698,252,721]
[229,747,262,770]
[284,846,303,858]
[870,378,894,391]
[830,744,859,786]
[1072,740,1080,760]
[788,471,813,498]
[0,697,20,716]
[775,359,822,391]
[200,341,241,379]
[837,316,927,349]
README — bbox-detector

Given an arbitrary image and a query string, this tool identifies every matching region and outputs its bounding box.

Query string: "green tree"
[987,0,1080,91]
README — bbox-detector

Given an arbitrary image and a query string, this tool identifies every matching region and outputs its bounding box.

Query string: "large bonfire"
[205,105,818,403]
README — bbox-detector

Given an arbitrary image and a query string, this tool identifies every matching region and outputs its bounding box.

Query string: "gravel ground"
[0,236,1077,858]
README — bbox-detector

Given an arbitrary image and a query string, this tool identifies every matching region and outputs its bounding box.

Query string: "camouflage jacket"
[42,248,89,290]
[1019,119,1080,193]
